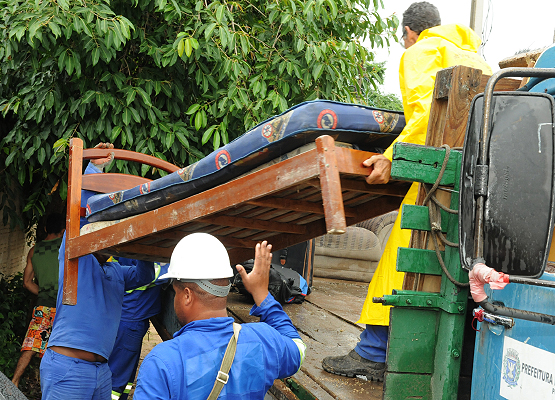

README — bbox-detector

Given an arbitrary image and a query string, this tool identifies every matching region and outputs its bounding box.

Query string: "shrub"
[0,272,31,375]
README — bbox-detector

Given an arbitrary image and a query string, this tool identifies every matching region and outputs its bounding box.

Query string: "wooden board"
[227,277,382,400]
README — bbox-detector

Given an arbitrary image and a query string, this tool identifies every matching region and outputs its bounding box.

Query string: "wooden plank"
[498,48,544,69]
[427,66,484,148]
[286,371,335,400]
[480,75,521,91]
[269,379,300,400]
[82,173,151,193]
[334,147,379,175]
[83,148,180,173]
[400,204,451,232]
[304,278,369,327]
[305,177,408,199]
[338,179,408,197]
[246,197,328,216]
[63,138,83,305]
[396,248,443,275]
[316,136,347,234]
[391,143,461,186]
[199,215,307,235]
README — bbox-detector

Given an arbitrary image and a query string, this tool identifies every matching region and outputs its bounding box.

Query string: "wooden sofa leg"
[316,135,346,235]
[63,138,83,306]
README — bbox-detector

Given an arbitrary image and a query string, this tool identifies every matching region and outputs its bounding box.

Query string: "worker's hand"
[91,143,115,171]
[363,154,392,185]
[235,241,272,306]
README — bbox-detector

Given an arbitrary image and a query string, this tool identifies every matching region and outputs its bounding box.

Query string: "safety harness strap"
[206,323,242,400]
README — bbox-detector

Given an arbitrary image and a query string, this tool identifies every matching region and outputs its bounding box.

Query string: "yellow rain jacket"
[358,24,492,326]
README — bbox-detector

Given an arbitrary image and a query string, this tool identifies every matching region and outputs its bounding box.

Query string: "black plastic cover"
[460,92,555,277]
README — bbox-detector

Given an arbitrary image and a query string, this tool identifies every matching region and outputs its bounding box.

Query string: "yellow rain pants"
[358,24,492,326]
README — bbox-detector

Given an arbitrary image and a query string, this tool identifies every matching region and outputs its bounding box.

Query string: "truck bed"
[227,277,383,400]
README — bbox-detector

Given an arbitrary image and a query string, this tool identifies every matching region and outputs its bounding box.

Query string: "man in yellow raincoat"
[322,1,492,381]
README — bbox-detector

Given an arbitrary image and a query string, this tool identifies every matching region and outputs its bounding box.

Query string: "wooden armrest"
[83,148,180,173]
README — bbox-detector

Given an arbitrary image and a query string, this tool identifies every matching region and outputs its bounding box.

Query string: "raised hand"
[235,241,272,306]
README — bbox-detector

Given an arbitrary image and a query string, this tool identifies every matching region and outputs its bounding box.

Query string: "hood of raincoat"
[417,24,482,53]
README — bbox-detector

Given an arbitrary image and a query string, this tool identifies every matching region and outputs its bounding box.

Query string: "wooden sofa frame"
[63,135,410,305]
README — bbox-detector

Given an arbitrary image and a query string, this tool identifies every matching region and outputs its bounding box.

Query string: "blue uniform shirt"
[120,263,169,322]
[133,293,305,400]
[48,163,155,360]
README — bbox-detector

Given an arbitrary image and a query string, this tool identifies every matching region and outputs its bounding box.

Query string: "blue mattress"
[86,100,405,222]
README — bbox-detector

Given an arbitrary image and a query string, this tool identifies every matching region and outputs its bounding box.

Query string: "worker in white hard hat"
[133,233,306,400]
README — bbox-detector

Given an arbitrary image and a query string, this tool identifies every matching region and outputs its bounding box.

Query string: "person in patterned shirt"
[11,213,65,387]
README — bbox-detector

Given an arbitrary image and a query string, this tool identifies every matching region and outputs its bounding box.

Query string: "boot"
[322,350,385,381]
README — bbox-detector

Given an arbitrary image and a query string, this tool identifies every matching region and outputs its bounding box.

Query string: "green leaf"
[327,0,338,18]
[184,38,193,57]
[348,41,355,57]
[126,89,136,105]
[269,10,278,24]
[219,26,227,48]
[91,47,100,66]
[216,5,225,23]
[125,127,134,146]
[136,88,152,107]
[147,107,157,124]
[37,148,46,164]
[175,130,189,148]
[5,151,17,166]
[110,126,122,142]
[122,108,131,125]
[201,125,217,145]
[212,129,220,149]
[194,111,202,131]
[129,107,140,123]
[186,103,200,115]
[24,147,34,160]
[45,92,54,110]
[29,20,41,40]
[49,22,61,38]
[204,23,217,40]
[177,38,185,57]
[240,35,249,56]
[81,90,96,105]
[312,63,324,80]
[53,138,67,152]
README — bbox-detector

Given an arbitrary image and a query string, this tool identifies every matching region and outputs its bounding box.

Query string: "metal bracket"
[474,164,489,196]
[374,291,466,314]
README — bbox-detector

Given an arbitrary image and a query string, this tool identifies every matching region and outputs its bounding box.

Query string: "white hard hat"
[159,233,233,280]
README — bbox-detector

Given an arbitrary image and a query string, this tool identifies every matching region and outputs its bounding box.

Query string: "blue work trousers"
[354,324,388,363]
[108,319,149,399]
[40,348,112,400]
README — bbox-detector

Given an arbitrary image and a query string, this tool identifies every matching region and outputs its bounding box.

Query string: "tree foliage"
[0,0,398,233]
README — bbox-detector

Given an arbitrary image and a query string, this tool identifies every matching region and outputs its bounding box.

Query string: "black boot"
[322,350,385,381]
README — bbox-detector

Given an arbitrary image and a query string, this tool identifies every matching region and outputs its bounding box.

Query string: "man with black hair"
[12,213,65,388]
[322,1,492,381]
